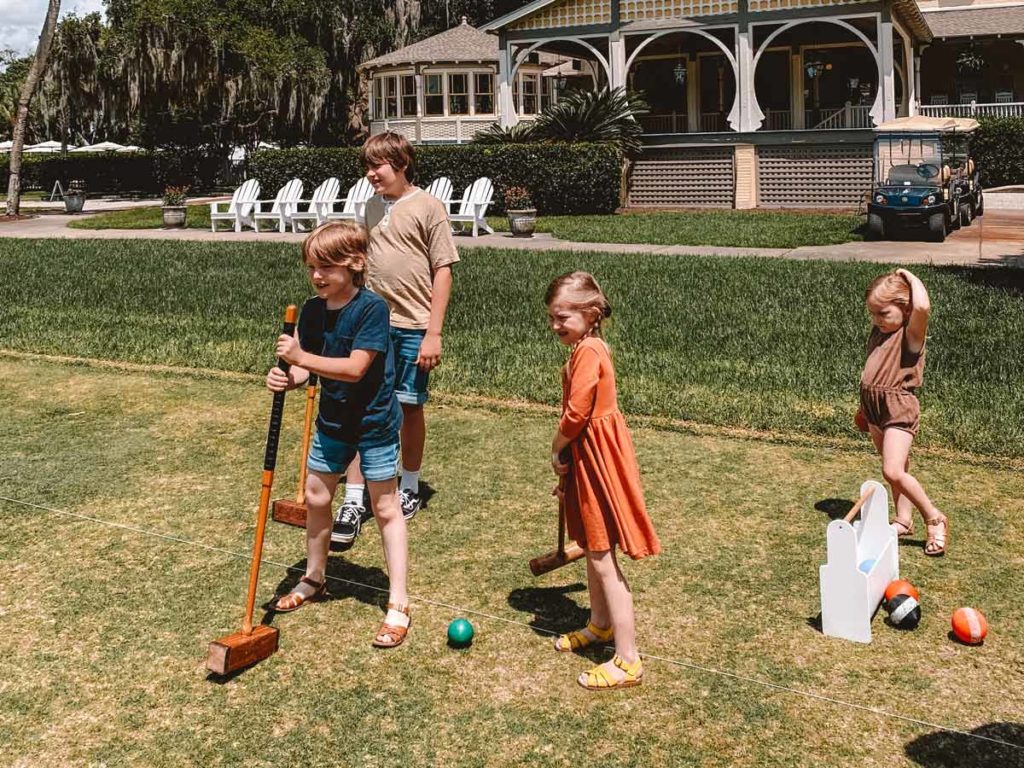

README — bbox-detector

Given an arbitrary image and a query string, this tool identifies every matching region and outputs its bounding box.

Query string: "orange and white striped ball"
[951,607,988,645]
[884,579,920,603]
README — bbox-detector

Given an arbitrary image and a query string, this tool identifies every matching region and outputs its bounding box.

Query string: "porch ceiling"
[924,5,1024,39]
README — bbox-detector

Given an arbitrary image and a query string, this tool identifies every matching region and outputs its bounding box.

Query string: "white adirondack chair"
[209,179,260,232]
[253,178,304,233]
[449,177,495,237]
[326,177,375,222]
[425,176,454,213]
[290,177,341,232]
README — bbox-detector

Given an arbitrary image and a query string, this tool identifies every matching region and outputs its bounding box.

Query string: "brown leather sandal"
[372,602,411,648]
[273,576,327,613]
[925,514,949,557]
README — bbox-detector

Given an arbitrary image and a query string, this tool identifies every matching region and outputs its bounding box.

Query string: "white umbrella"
[117,145,142,153]
[24,140,64,153]
[0,140,12,152]
[69,141,126,153]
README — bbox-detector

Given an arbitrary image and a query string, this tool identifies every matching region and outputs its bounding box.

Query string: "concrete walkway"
[2,204,1021,268]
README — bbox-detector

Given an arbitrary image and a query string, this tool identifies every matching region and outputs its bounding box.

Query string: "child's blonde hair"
[302,222,368,287]
[865,271,910,308]
[359,131,417,183]
[545,271,612,337]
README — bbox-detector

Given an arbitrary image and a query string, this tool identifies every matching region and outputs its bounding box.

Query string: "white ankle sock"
[343,483,365,505]
[400,469,419,494]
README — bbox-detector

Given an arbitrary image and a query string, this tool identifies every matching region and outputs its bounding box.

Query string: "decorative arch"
[512,37,611,83]
[625,29,741,131]
[751,18,884,129]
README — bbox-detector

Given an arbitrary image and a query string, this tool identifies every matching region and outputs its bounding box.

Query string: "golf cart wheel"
[867,213,885,240]
[959,203,972,227]
[949,205,961,230]
[928,212,946,243]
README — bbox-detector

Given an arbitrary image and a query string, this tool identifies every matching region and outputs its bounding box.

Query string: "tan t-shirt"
[362,188,460,330]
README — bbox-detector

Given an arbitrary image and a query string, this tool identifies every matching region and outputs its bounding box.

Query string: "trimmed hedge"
[0,151,226,195]
[972,117,1024,188]
[248,143,623,215]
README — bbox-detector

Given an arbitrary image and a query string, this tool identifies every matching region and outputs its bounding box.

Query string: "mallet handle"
[843,487,875,523]
[295,377,317,505]
[243,305,298,635]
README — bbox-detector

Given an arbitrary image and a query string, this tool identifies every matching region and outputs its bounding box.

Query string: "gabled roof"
[923,4,1024,39]
[359,18,497,71]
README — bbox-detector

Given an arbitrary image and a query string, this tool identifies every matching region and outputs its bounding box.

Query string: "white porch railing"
[701,112,727,132]
[919,101,1024,119]
[639,112,688,133]
[809,103,872,130]
[763,109,791,130]
[370,116,503,144]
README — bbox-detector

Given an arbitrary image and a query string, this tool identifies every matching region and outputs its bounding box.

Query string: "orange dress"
[560,337,661,559]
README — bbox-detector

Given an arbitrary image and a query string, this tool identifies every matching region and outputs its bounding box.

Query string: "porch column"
[791,52,805,129]
[912,48,921,116]
[498,35,517,127]
[610,33,627,91]
[687,57,700,133]
[878,19,897,123]
[735,28,763,132]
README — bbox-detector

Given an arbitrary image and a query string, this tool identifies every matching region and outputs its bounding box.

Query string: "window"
[384,75,398,118]
[373,77,383,119]
[425,74,444,115]
[401,75,417,116]
[474,73,494,114]
[541,76,554,111]
[449,73,469,115]
[521,74,538,115]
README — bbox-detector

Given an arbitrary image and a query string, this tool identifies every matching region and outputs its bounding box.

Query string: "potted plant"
[504,186,536,238]
[63,179,86,214]
[162,185,189,228]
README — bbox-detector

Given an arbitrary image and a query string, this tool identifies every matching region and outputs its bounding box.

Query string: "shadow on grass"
[815,498,855,520]
[507,584,612,661]
[935,264,1024,294]
[904,722,1024,767]
[265,556,390,614]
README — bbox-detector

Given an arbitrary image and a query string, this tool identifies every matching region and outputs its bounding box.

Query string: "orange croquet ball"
[884,579,920,603]
[951,607,988,645]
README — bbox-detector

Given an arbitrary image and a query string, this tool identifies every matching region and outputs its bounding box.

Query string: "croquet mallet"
[206,305,297,675]
[271,374,318,528]
[529,473,585,576]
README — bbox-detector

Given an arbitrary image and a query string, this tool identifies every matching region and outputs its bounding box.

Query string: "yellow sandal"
[577,654,643,691]
[553,622,613,653]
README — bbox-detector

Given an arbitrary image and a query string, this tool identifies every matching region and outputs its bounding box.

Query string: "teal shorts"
[391,327,429,406]
[307,430,399,482]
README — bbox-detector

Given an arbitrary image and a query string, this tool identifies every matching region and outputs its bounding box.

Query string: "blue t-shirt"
[298,289,402,447]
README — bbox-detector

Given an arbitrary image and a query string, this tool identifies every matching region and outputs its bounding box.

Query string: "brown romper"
[859,326,926,436]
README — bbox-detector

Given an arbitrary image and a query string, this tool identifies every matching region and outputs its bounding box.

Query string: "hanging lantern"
[805,59,825,79]
[673,60,686,85]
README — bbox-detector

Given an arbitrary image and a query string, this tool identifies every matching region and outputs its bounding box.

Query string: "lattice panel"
[420,121,460,141]
[748,0,872,12]
[621,0,738,21]
[511,0,612,30]
[627,149,734,207]
[757,145,872,207]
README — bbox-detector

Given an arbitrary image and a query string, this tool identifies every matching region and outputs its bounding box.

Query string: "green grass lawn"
[2,239,1022,458]
[2,358,1022,767]
[67,204,863,249]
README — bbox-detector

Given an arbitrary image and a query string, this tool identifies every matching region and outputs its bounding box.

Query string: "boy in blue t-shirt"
[265,222,411,648]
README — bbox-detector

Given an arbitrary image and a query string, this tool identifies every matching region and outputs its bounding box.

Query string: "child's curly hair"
[302,222,368,287]
[865,271,910,307]
[544,271,612,337]
[359,131,417,183]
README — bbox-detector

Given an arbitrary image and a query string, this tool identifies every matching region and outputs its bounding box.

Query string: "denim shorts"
[391,327,429,406]
[306,430,400,482]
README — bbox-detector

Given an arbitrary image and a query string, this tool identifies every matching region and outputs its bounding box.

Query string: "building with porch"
[481,0,1024,208]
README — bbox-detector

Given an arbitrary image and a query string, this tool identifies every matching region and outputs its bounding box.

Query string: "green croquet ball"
[447,618,474,647]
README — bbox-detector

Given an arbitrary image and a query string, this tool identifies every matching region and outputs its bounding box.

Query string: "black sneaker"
[399,488,422,521]
[331,500,365,545]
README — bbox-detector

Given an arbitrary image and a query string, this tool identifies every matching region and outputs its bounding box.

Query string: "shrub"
[504,186,533,210]
[971,117,1024,188]
[248,143,622,215]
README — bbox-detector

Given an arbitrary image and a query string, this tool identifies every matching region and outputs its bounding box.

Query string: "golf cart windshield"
[886,163,941,185]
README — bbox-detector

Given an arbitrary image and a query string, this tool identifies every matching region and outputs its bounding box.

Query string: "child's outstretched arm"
[276,332,377,383]
[897,268,931,353]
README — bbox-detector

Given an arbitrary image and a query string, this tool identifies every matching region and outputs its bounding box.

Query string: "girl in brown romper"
[857,268,948,556]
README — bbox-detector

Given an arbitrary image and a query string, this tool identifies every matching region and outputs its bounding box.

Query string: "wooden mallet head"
[529,542,585,576]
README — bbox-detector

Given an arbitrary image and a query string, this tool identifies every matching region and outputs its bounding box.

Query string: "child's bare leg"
[870,425,914,529]
[577,549,638,685]
[880,428,941,520]
[585,551,612,633]
[289,471,338,600]
[346,456,364,486]
[368,478,410,628]
[400,403,425,472]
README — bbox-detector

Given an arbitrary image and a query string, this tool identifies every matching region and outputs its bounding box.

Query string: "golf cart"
[867,116,983,243]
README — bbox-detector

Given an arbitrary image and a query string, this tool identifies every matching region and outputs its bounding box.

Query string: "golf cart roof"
[875,116,980,133]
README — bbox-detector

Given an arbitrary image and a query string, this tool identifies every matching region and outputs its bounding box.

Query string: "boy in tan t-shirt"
[330,131,459,547]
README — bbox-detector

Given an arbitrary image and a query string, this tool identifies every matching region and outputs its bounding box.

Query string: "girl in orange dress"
[545,271,661,690]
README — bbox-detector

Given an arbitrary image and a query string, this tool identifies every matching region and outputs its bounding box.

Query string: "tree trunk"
[6,0,62,217]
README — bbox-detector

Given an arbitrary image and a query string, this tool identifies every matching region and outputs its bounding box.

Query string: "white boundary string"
[2,494,1022,752]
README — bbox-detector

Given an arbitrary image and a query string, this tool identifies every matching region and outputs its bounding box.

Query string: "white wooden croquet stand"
[819,480,899,643]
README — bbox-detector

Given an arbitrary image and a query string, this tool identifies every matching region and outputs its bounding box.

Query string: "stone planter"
[162,205,188,228]
[63,192,86,214]
[506,208,537,238]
